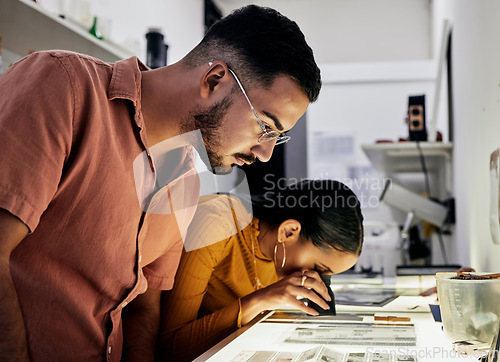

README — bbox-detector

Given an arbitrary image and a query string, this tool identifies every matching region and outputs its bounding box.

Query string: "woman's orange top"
[158,195,278,361]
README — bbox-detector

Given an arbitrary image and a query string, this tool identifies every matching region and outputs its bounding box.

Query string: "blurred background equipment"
[145,28,168,69]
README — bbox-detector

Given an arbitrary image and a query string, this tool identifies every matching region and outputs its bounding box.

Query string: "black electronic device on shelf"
[408,94,428,141]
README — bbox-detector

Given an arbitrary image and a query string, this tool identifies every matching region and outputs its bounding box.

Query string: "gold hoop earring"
[281,242,286,268]
[274,240,286,269]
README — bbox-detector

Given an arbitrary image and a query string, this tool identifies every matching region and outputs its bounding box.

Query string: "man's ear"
[201,62,229,98]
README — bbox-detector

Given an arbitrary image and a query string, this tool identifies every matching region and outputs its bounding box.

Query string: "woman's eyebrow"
[319,263,333,273]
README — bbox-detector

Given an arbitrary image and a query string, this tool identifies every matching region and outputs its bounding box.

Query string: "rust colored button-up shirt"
[0,51,199,361]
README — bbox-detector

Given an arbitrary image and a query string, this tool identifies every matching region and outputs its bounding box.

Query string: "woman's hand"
[240,270,331,325]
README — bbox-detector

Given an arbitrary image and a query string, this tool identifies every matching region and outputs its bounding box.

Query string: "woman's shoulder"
[183,194,253,252]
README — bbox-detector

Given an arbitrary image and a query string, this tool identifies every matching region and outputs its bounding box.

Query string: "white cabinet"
[0,0,134,64]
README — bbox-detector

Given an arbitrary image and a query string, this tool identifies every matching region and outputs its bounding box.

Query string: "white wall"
[62,0,206,64]
[214,0,432,64]
[433,0,500,271]
[93,0,205,64]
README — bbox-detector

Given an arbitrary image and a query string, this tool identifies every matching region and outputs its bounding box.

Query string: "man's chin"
[211,165,234,175]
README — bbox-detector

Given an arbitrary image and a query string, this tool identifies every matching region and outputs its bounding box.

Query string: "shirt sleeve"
[158,197,243,361]
[0,52,73,231]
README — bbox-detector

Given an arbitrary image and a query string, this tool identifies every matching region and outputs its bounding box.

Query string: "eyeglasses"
[227,68,291,145]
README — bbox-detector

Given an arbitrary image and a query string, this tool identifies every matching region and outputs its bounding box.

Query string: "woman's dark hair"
[182,5,321,103]
[252,179,364,255]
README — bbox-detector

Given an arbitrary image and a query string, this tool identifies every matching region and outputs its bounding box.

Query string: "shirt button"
[138,255,142,263]
[108,345,112,354]
[121,301,128,308]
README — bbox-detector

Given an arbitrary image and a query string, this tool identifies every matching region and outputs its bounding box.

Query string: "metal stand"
[401,211,415,265]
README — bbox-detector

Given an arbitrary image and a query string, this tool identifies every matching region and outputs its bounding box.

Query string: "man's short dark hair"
[183,5,321,102]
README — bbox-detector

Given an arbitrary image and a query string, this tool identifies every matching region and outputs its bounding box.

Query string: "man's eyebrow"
[262,111,284,131]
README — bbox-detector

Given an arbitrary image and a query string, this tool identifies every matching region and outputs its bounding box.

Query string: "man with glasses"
[0,5,321,361]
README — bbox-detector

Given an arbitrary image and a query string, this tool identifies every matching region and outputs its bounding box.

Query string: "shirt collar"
[108,56,149,128]
[108,56,152,153]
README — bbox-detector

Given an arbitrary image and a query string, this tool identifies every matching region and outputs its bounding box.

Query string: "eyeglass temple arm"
[227,68,266,132]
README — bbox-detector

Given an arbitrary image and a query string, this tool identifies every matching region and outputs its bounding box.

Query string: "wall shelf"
[362,142,453,196]
[0,0,134,63]
[362,142,452,173]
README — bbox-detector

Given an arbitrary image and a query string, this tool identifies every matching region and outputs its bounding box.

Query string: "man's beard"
[185,96,233,175]
[181,97,258,175]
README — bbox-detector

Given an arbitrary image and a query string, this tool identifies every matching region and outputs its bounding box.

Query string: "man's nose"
[251,139,277,163]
